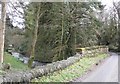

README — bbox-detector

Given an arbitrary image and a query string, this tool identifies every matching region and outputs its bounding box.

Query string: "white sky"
[101,0,120,9]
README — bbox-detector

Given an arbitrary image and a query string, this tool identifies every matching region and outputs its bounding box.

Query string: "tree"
[113,1,120,51]
[24,3,42,68]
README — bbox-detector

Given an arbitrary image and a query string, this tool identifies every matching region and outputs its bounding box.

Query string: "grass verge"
[32,53,108,82]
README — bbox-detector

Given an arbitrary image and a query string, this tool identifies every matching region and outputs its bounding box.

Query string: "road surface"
[74,53,118,82]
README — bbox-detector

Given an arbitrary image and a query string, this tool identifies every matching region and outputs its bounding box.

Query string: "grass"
[0,69,6,75]
[32,53,107,82]
[3,52,28,70]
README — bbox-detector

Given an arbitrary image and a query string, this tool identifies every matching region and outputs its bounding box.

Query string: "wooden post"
[0,1,6,66]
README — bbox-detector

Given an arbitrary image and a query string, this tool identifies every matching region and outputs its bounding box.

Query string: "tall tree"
[113,1,120,51]
[26,3,42,68]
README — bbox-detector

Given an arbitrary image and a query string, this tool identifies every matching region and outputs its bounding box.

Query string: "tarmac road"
[74,53,118,82]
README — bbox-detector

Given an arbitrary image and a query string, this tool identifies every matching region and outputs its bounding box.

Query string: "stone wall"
[2,46,108,82]
[76,46,108,56]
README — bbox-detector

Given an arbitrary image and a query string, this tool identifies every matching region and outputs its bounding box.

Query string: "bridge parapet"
[76,46,108,56]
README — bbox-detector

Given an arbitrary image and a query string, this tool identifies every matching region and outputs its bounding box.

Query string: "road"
[74,53,118,82]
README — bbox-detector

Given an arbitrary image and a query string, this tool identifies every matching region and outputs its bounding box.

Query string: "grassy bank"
[3,52,28,70]
[32,54,108,82]
[0,52,28,75]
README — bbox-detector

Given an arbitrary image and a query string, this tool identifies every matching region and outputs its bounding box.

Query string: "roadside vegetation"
[32,54,107,82]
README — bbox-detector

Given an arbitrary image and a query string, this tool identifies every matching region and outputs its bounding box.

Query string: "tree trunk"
[59,3,64,60]
[28,4,41,68]
[0,2,6,66]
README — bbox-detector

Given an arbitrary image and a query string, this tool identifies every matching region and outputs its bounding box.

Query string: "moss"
[28,56,34,68]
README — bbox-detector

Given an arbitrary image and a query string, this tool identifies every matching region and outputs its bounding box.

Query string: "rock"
[19,57,24,62]
[24,60,28,64]
[2,63,11,71]
[96,63,98,66]
[12,52,20,59]
[22,72,32,82]
[0,76,3,83]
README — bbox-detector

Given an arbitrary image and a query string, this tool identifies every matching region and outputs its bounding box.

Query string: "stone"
[2,63,11,71]
[19,57,24,62]
[0,76,3,83]
[96,63,98,66]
